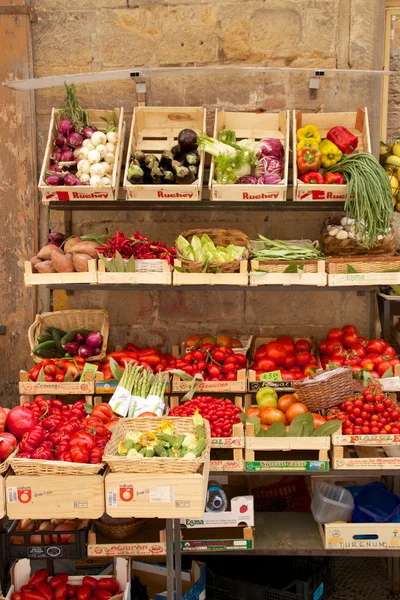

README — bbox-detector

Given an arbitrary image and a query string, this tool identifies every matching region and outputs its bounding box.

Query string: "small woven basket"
[321,217,396,257]
[104,417,211,474]
[28,309,109,363]
[176,229,250,273]
[292,366,354,412]
[95,518,145,540]
[8,448,104,476]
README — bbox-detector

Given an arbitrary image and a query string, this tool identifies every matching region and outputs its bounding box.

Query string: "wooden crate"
[5,470,105,519]
[97,259,172,285]
[24,260,98,286]
[332,428,400,469]
[293,108,371,201]
[169,395,245,471]
[173,259,248,286]
[124,107,206,201]
[105,459,209,519]
[250,259,327,287]
[244,422,330,472]
[0,469,7,519]
[248,334,317,392]
[39,108,125,203]
[327,256,400,287]
[19,369,103,396]
[171,358,247,395]
[209,110,289,202]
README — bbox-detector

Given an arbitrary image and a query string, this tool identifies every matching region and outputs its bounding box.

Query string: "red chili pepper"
[36,582,53,600]
[53,584,67,600]
[28,364,43,382]
[76,586,91,600]
[82,578,98,591]
[125,343,141,352]
[50,574,68,590]
[28,570,49,590]
[97,580,119,594]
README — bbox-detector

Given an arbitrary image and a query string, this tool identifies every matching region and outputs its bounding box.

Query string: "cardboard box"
[181,495,254,529]
[131,560,205,600]
[319,522,400,550]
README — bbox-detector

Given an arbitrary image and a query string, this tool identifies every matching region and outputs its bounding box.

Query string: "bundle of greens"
[197,130,257,184]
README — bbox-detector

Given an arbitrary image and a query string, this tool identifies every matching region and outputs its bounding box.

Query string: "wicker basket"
[8,449,104,476]
[28,309,109,363]
[176,229,250,273]
[95,518,145,540]
[104,417,211,474]
[321,217,396,257]
[0,458,9,475]
[327,255,400,274]
[292,366,353,412]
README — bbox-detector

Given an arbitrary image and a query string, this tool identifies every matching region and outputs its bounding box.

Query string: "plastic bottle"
[206,481,228,512]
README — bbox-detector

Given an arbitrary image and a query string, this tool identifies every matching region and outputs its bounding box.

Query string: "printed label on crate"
[45,190,113,201]
[335,457,400,468]
[119,485,134,502]
[335,433,400,445]
[89,542,166,556]
[149,486,175,503]
[249,381,293,391]
[8,487,33,503]
[73,501,89,509]
[260,370,282,382]
[241,192,282,201]
[325,526,400,549]
[330,272,400,285]
[27,546,62,559]
[181,539,253,551]
[210,460,245,472]
[7,487,18,503]
[174,380,245,392]
[211,437,243,448]
[246,460,329,472]
[20,381,92,394]
[127,188,196,200]
[298,189,349,201]
[96,381,118,394]
[381,377,400,392]
[108,490,118,507]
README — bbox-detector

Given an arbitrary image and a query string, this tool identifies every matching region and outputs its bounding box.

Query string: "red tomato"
[184,334,201,349]
[352,366,363,375]
[383,346,397,358]
[295,339,312,353]
[286,403,308,423]
[330,357,344,367]
[283,354,296,368]
[342,325,358,335]
[377,361,392,375]
[351,343,366,359]
[357,336,368,347]
[256,358,277,372]
[304,364,318,376]
[390,359,400,371]
[319,340,328,355]
[327,328,343,340]
[6,407,37,440]
[360,358,374,371]
[326,339,344,357]
[91,403,114,424]
[320,355,330,369]
[0,432,17,461]
[276,335,295,355]
[295,351,312,367]
[246,407,260,419]
[0,407,6,433]
[366,339,386,354]
[264,342,287,365]
[281,372,295,381]
[260,407,286,425]
[342,332,359,347]
[311,413,326,430]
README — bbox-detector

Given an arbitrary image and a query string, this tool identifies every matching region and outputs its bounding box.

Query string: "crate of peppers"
[293,108,371,201]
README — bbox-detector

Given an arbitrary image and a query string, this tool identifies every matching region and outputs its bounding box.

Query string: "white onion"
[73,148,82,158]
[105,142,115,154]
[79,173,90,184]
[106,131,118,144]
[91,131,107,146]
[90,162,106,177]
[101,176,111,185]
[89,174,102,187]
[88,149,101,164]
[103,161,113,174]
[77,159,91,174]
[78,147,89,159]
[104,152,115,165]
[82,139,95,150]
[95,144,107,159]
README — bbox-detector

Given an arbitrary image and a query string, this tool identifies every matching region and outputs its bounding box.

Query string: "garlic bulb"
[103,161,113,174]
[336,230,349,240]
[328,227,339,236]
[341,217,355,227]
[79,173,90,184]
[106,131,118,144]
[91,131,107,146]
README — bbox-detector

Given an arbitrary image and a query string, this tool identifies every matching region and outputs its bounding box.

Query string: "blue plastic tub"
[352,483,400,523]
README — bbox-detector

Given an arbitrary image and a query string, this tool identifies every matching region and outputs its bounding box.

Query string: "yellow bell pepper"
[296,138,320,151]
[319,139,342,168]
[296,125,321,145]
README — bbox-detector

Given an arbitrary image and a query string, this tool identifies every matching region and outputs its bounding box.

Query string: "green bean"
[251,237,325,261]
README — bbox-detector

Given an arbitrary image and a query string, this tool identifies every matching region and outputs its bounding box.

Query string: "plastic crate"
[251,478,311,512]
[206,557,333,600]
[1,520,88,560]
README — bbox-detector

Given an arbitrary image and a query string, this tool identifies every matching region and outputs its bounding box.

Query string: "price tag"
[260,370,282,382]
[80,362,98,382]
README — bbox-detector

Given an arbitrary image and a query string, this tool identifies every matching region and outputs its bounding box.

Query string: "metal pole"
[166,519,175,600]
[174,519,182,600]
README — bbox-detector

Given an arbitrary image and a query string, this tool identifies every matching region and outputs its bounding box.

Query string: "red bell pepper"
[327,126,358,154]
[324,172,345,184]
[28,571,49,590]
[299,172,324,184]
[50,574,68,590]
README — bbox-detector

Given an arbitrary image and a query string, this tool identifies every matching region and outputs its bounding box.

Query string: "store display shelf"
[46,283,376,291]
[48,200,346,212]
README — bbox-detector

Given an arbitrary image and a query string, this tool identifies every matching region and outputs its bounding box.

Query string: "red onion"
[47,231,66,244]
[45,174,64,186]
[61,149,74,162]
[78,345,92,359]
[48,164,61,173]
[64,173,80,186]
[257,155,284,177]
[82,126,97,139]
[257,174,282,184]
[59,119,75,136]
[55,134,67,148]
[75,333,86,345]
[237,175,258,184]
[51,150,62,163]
[86,332,103,348]
[64,341,80,355]
[91,347,101,356]
[68,132,84,148]
[256,138,284,160]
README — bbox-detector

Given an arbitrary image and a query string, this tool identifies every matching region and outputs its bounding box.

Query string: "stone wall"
[388,15,400,141]
[31,0,384,350]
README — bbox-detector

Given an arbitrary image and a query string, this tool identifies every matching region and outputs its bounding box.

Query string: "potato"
[72,253,91,272]
[51,250,74,273]
[30,256,42,266]
[70,241,99,259]
[37,244,64,261]
[64,236,81,253]
[35,261,56,274]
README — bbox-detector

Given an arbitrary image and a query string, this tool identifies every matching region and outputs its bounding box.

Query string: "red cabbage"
[256,137,284,160]
[237,175,258,184]
[257,155,284,177]
[257,174,282,184]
